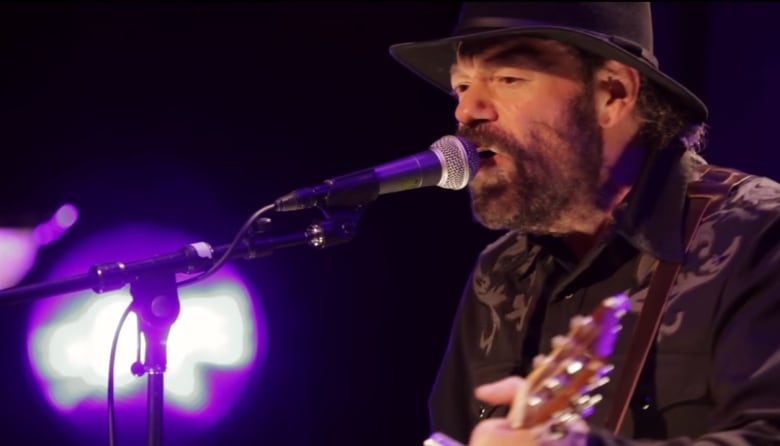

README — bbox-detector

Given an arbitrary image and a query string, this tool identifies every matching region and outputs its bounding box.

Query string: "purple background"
[0,3,778,446]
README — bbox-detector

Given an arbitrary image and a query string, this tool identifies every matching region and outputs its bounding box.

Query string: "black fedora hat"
[389,2,707,121]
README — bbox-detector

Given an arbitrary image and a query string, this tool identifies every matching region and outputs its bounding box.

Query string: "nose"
[454,83,498,126]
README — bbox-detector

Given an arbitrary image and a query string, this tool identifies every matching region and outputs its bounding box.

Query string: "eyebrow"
[451,41,555,76]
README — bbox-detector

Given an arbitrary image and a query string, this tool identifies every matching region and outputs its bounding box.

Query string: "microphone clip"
[306,207,363,249]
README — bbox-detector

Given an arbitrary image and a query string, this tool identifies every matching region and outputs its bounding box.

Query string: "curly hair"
[634,75,708,152]
[574,47,708,153]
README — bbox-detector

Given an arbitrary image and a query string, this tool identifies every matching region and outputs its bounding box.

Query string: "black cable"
[175,203,275,288]
[107,202,276,444]
[108,303,134,446]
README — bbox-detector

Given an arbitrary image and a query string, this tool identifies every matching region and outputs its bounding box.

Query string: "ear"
[593,60,640,129]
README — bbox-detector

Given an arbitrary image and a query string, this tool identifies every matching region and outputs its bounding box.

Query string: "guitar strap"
[603,165,752,433]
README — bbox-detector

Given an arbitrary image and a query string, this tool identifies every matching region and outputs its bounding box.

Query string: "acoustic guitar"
[424,293,630,445]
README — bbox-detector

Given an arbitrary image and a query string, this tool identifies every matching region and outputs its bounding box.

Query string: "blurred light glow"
[29,284,256,411]
[0,227,37,289]
[54,203,79,229]
[0,202,79,289]
[26,222,267,443]
[33,202,80,246]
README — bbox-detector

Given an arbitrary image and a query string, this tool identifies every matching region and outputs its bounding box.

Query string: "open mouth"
[478,149,497,160]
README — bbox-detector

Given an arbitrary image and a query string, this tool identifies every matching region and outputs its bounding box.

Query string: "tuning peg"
[527,393,545,408]
[543,376,565,391]
[550,408,580,428]
[569,315,593,330]
[533,354,548,368]
[585,376,610,393]
[604,293,630,313]
[599,364,615,376]
[571,393,603,418]
[565,359,584,375]
[551,335,569,349]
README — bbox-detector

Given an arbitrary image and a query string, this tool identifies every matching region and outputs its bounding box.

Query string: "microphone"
[274,135,479,212]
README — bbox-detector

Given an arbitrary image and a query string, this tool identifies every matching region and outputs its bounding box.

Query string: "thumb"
[474,376,526,406]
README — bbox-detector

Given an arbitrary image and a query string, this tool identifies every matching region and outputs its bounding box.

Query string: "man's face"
[450,37,605,234]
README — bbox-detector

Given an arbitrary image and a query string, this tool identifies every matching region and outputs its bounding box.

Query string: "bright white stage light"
[26,222,267,442]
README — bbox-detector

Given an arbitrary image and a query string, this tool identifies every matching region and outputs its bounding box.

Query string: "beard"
[458,88,604,234]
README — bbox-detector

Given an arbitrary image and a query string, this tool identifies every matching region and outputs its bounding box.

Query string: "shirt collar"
[612,145,706,263]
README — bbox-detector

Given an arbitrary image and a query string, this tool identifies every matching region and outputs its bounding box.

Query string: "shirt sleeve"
[428,268,487,444]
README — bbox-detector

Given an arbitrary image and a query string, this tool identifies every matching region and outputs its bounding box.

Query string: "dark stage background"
[0,3,778,446]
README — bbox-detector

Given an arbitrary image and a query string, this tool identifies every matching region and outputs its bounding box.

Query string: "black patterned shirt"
[428,146,780,445]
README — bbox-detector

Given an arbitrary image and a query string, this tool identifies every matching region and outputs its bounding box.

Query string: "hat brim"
[389,26,707,121]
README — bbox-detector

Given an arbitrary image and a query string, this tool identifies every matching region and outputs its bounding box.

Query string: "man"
[389,3,780,445]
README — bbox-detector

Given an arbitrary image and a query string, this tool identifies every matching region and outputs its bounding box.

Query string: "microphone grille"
[431,135,480,190]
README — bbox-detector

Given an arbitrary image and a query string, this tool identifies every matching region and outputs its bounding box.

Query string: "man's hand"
[468,377,589,446]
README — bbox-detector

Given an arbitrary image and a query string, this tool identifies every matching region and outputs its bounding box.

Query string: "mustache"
[455,125,515,151]
[456,125,538,163]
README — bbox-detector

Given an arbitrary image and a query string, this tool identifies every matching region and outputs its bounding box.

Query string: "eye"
[451,83,469,96]
[497,76,524,85]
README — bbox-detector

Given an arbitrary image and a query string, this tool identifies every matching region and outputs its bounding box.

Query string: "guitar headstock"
[516,293,630,428]
[422,293,630,446]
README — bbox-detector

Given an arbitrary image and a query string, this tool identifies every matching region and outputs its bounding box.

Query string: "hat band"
[457,17,658,68]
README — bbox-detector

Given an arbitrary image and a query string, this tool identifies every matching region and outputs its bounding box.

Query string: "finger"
[474,376,525,405]
[551,335,567,349]
[505,378,529,429]
[529,415,590,446]
[469,418,537,446]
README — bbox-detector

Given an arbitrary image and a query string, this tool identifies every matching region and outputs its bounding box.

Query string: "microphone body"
[274,135,479,212]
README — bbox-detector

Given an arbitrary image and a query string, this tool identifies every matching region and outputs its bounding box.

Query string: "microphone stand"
[0,208,362,446]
